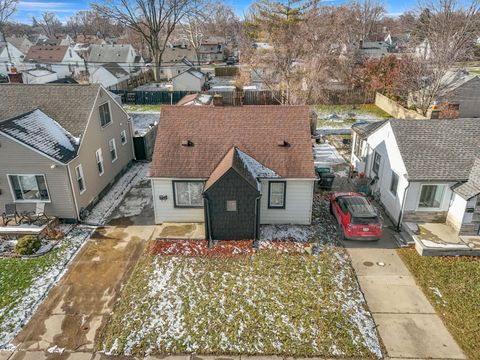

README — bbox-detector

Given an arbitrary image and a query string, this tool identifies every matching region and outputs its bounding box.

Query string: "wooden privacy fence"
[111,88,373,106]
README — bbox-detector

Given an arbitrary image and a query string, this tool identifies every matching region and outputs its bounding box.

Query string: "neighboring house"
[159,57,195,80]
[0,42,25,74]
[162,46,199,65]
[357,40,392,59]
[199,37,225,62]
[76,34,106,45]
[0,84,135,221]
[87,44,144,74]
[22,67,58,84]
[6,36,33,55]
[415,39,431,60]
[351,119,480,236]
[172,67,207,91]
[90,62,130,89]
[412,71,480,118]
[23,45,84,79]
[150,106,316,241]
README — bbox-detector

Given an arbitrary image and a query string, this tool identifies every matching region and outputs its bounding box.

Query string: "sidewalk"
[343,228,466,359]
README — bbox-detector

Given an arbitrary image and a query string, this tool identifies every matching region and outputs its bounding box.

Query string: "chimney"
[213,93,224,106]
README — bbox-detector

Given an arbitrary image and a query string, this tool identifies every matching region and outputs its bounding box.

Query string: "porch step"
[394,231,415,248]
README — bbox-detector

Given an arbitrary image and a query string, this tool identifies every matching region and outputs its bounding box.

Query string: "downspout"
[396,179,410,231]
[66,164,81,221]
[252,192,262,248]
[203,195,214,248]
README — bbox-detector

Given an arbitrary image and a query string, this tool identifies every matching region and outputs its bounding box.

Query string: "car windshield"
[351,216,379,225]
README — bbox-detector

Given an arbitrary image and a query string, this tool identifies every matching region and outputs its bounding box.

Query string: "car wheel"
[338,226,345,241]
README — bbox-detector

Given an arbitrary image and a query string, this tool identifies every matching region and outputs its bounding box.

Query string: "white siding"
[152,178,205,223]
[259,179,314,225]
[404,181,454,212]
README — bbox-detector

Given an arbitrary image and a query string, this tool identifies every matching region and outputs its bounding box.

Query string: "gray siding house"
[351,119,480,236]
[150,106,317,241]
[0,84,135,221]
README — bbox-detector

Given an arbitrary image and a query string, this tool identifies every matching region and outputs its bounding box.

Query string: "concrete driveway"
[343,223,466,359]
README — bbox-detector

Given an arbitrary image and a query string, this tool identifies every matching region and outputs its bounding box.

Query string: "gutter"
[253,193,262,248]
[396,180,410,231]
[66,164,81,221]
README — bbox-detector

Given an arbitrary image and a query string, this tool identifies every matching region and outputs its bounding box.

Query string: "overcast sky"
[10,0,416,24]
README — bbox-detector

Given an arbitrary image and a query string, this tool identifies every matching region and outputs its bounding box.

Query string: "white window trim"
[75,165,86,195]
[120,130,127,145]
[389,171,399,197]
[7,174,51,203]
[99,102,112,128]
[95,148,104,176]
[416,183,447,211]
[372,152,381,175]
[109,138,118,163]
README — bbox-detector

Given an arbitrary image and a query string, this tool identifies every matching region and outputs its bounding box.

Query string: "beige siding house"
[0,84,135,221]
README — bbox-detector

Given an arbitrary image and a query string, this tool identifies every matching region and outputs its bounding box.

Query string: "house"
[357,40,392,59]
[172,67,207,91]
[90,62,130,89]
[351,119,480,236]
[411,71,480,119]
[0,84,135,221]
[159,57,195,80]
[150,106,316,241]
[23,45,84,79]
[199,37,225,63]
[6,36,33,54]
[0,42,25,74]
[87,44,144,74]
[22,67,58,84]
[162,46,198,65]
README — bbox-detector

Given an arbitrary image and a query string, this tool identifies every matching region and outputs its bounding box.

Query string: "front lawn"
[99,197,381,358]
[398,249,480,360]
[0,227,92,348]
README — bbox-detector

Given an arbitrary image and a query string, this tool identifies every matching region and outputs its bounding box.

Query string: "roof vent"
[277,140,290,147]
[182,140,194,147]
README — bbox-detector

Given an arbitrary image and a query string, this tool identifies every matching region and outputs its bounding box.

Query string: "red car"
[330,192,383,241]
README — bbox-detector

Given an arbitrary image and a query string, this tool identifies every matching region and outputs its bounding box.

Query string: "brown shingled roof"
[151,106,316,179]
[25,45,68,63]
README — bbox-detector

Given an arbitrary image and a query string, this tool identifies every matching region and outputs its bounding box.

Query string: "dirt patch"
[418,226,443,242]
[157,224,195,237]
[13,225,154,352]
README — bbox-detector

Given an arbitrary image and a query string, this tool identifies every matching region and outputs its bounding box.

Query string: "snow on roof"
[237,148,279,190]
[0,109,79,163]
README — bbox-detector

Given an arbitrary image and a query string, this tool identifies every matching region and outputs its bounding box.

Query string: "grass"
[398,248,480,360]
[315,104,392,119]
[0,227,90,346]
[99,246,381,357]
[123,104,162,113]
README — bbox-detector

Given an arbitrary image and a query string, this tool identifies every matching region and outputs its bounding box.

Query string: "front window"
[9,175,50,201]
[99,103,112,127]
[419,184,446,209]
[269,181,286,209]
[173,181,204,207]
[75,165,86,194]
[390,171,399,196]
[109,139,117,162]
[372,152,381,175]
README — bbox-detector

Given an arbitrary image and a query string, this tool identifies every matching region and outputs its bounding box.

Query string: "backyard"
[98,197,382,358]
[315,104,391,128]
[398,249,480,360]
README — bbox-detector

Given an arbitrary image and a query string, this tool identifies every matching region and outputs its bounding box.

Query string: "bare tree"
[179,12,206,65]
[204,3,240,45]
[0,0,17,31]
[93,0,201,81]
[406,0,480,115]
[351,0,386,40]
[35,12,62,37]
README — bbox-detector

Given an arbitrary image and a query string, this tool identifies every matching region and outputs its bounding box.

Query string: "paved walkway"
[2,224,155,360]
[343,226,466,359]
